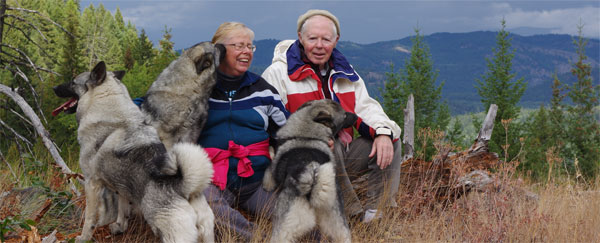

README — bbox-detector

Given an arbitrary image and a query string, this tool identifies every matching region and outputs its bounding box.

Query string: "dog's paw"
[75,235,91,243]
[262,170,276,191]
[109,222,125,235]
[295,163,319,195]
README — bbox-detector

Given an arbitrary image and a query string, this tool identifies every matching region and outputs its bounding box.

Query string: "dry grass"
[1,145,599,242]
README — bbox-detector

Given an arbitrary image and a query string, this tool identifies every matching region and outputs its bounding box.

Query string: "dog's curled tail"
[171,142,214,198]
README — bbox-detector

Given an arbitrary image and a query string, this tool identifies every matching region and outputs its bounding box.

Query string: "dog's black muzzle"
[53,83,78,99]
[333,112,358,135]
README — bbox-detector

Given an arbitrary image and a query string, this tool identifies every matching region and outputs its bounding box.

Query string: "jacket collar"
[286,40,359,82]
[215,71,261,91]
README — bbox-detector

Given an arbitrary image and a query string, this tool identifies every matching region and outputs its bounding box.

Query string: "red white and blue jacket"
[262,40,401,141]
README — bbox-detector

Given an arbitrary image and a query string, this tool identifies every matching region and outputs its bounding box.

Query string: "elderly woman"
[199,22,289,240]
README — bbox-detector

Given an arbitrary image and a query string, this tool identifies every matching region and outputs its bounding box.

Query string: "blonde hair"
[211,22,255,44]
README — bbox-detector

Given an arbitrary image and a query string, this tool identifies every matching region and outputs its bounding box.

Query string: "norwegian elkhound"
[263,99,357,243]
[141,42,224,150]
[53,61,215,243]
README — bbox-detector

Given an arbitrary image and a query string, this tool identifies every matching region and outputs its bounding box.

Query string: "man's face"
[298,15,339,69]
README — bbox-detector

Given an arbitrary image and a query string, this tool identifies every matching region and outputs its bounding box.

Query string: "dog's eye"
[203,60,212,68]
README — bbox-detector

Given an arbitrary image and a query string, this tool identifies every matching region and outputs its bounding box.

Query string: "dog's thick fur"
[141,42,224,150]
[53,62,214,243]
[263,99,357,243]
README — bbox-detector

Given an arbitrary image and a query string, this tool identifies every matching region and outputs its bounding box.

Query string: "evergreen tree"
[474,19,526,160]
[58,0,85,83]
[564,24,600,178]
[446,117,466,149]
[521,105,554,180]
[382,27,450,159]
[549,74,567,136]
[148,26,178,79]
[381,63,402,123]
[133,29,155,65]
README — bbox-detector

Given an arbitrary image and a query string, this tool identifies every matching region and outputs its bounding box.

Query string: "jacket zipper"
[227,90,235,141]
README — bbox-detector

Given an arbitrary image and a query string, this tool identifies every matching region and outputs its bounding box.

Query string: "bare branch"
[0,148,18,180]
[3,22,53,59]
[6,6,74,38]
[0,49,29,65]
[8,106,34,127]
[0,118,33,146]
[0,84,81,196]
[14,64,48,124]
[4,59,58,75]
[1,43,42,76]
[3,13,47,41]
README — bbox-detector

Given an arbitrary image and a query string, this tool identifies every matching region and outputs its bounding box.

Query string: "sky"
[80,0,600,50]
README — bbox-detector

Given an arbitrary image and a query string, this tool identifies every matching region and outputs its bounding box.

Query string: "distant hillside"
[249,32,599,114]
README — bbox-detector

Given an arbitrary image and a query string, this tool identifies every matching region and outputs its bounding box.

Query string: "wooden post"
[402,94,415,161]
[469,104,497,153]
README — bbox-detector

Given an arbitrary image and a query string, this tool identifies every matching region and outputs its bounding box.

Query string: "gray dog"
[141,42,224,150]
[263,99,357,243]
[53,62,214,243]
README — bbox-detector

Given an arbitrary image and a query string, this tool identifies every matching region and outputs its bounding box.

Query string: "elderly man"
[262,9,402,223]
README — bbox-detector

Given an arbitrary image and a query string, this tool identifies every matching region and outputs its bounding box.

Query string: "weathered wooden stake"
[402,94,415,161]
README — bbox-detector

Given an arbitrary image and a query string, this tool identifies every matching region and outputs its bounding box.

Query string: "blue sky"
[81,0,600,49]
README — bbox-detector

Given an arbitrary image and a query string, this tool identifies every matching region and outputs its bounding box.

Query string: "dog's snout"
[343,112,358,128]
[53,83,72,98]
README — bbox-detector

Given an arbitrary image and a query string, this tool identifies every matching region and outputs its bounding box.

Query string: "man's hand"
[369,135,393,169]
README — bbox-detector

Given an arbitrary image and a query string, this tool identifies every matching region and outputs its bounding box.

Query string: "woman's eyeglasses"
[225,43,256,52]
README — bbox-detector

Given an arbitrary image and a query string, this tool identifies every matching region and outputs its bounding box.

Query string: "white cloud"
[484,4,600,38]
[119,2,201,30]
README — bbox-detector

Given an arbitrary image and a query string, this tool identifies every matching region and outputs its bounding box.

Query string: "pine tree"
[58,0,85,83]
[382,27,450,159]
[148,26,178,78]
[564,23,600,178]
[521,105,554,180]
[474,19,526,160]
[381,63,403,123]
[133,29,155,65]
[446,117,466,149]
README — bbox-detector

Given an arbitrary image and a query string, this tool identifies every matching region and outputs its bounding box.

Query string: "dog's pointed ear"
[215,43,226,67]
[113,71,126,80]
[314,110,334,129]
[90,61,107,85]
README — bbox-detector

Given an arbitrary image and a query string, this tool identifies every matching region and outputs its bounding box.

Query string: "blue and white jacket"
[198,71,289,189]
